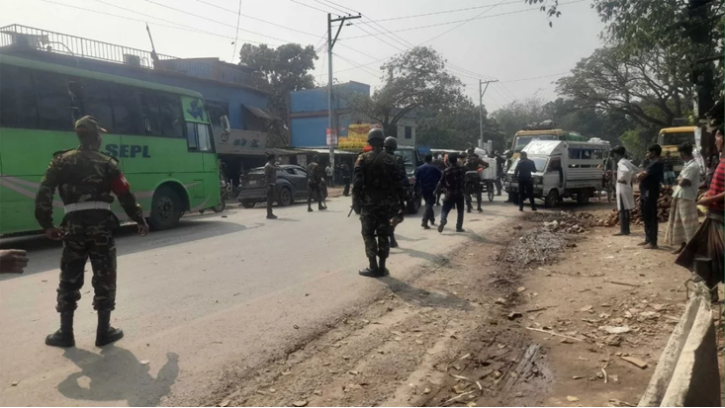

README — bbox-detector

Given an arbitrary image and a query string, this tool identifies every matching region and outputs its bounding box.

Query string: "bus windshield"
[514,135,558,152]
[658,132,694,146]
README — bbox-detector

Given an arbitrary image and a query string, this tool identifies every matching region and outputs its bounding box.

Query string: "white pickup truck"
[504,140,610,207]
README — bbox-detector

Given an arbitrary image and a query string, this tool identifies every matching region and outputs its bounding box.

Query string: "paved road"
[0,196,517,406]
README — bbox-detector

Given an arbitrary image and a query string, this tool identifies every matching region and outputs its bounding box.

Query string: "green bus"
[0,54,221,234]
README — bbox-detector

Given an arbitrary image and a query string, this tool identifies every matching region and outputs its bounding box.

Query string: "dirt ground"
[205,208,706,408]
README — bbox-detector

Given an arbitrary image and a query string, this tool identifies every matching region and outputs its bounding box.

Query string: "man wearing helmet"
[353,129,407,277]
[463,147,489,213]
[383,136,409,248]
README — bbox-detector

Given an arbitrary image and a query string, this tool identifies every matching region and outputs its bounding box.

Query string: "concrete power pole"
[327,13,361,171]
[479,79,498,149]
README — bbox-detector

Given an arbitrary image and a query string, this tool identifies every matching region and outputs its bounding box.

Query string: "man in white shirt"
[325,164,333,187]
[665,143,701,254]
[612,146,637,236]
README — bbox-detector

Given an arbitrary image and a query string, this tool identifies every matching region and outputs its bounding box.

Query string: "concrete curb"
[638,283,720,407]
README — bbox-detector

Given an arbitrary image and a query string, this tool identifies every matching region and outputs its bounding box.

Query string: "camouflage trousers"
[360,205,393,259]
[56,222,117,312]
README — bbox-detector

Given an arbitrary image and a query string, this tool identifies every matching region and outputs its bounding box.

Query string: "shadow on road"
[0,220,257,278]
[58,346,179,407]
[394,246,443,263]
[379,276,470,310]
[393,233,428,243]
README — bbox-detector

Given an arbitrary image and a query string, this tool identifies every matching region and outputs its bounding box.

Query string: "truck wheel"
[544,189,559,208]
[577,191,590,205]
[212,200,226,213]
[149,185,182,230]
[241,200,256,209]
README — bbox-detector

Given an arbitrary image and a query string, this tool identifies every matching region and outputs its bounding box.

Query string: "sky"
[1,0,606,112]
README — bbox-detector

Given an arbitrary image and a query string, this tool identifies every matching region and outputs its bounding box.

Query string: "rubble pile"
[528,211,598,234]
[598,187,674,227]
[500,225,567,266]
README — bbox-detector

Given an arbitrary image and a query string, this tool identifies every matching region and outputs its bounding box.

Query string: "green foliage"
[416,98,506,151]
[240,43,318,147]
[619,129,654,162]
[346,46,464,135]
[490,97,549,141]
[543,98,635,145]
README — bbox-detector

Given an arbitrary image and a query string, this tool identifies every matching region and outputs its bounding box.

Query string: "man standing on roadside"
[36,115,149,348]
[611,146,636,236]
[264,152,278,220]
[307,155,327,212]
[636,144,664,249]
[325,163,334,187]
[341,162,351,196]
[514,151,537,212]
[437,153,468,233]
[415,154,442,229]
[665,143,700,254]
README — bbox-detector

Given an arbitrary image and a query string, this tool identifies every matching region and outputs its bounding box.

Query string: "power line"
[499,72,569,83]
[356,0,524,24]
[289,0,337,15]
[231,0,243,61]
[334,53,380,78]
[342,1,585,40]
[313,0,349,16]
[422,0,509,45]
[318,0,359,15]
[143,0,298,44]
[193,0,320,38]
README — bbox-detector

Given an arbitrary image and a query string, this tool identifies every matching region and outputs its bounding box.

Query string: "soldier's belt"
[64,202,112,214]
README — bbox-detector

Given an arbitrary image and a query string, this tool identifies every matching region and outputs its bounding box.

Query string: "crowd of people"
[612,127,724,301]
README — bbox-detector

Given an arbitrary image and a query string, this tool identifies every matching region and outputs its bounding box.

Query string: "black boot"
[477,206,483,213]
[359,257,382,277]
[46,311,75,348]
[390,233,398,248]
[378,257,389,276]
[96,310,124,347]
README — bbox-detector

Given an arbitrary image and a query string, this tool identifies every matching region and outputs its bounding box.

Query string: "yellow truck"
[657,126,698,174]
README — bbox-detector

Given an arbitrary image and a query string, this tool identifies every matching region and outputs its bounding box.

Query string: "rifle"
[348,205,354,217]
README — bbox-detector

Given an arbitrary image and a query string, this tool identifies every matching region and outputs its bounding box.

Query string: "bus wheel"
[149,186,182,230]
[212,200,226,213]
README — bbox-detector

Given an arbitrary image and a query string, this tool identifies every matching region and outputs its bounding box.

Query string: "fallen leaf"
[423,388,431,394]
[11,380,19,386]
[494,298,506,305]
[292,400,308,407]
[219,399,230,407]
[572,376,582,380]
[579,305,593,312]
[140,360,150,365]
[517,286,526,293]
[567,396,580,402]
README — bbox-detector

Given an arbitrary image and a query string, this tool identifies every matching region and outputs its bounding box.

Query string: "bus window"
[197,124,213,152]
[34,71,74,131]
[81,79,114,132]
[158,93,184,138]
[140,91,162,136]
[186,123,198,150]
[0,65,36,128]
[110,85,143,136]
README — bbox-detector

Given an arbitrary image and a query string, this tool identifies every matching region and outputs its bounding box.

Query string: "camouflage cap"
[74,115,107,133]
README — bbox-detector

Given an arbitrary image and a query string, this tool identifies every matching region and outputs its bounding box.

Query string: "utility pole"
[327,13,361,171]
[479,79,498,149]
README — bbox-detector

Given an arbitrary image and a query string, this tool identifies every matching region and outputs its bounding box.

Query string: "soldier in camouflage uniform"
[307,155,327,212]
[463,148,489,213]
[353,129,406,277]
[383,136,409,248]
[264,152,278,220]
[35,116,149,348]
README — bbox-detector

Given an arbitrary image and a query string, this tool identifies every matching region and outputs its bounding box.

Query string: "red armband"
[111,174,131,195]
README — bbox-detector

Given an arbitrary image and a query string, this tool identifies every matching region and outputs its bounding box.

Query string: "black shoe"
[456,227,466,233]
[519,208,524,212]
[422,224,431,230]
[612,232,629,236]
[477,208,483,213]
[438,219,446,233]
[390,239,399,248]
[96,310,124,347]
[359,268,383,278]
[46,312,75,348]
[430,219,436,226]
[267,214,278,219]
[308,208,313,212]
[319,206,327,211]
[467,208,472,213]
[532,208,538,212]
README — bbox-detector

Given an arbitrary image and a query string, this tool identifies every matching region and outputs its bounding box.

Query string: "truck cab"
[504,140,609,207]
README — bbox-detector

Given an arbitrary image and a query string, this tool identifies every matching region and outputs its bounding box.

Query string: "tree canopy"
[416,98,506,151]
[345,46,465,136]
[240,43,318,146]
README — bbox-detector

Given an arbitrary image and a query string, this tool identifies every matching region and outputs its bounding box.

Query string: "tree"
[555,45,691,129]
[542,98,635,145]
[240,43,318,147]
[345,46,464,136]
[491,97,549,141]
[416,98,506,151]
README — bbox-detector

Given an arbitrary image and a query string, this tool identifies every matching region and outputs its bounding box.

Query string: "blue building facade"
[289,81,370,148]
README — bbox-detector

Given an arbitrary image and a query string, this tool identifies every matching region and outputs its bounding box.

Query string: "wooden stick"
[526,327,584,342]
[525,306,554,313]
[607,280,639,288]
[442,391,476,406]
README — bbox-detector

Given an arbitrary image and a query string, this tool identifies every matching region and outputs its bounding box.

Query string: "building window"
[404,126,412,139]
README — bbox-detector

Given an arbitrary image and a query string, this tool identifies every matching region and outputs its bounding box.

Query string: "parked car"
[238,164,324,208]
